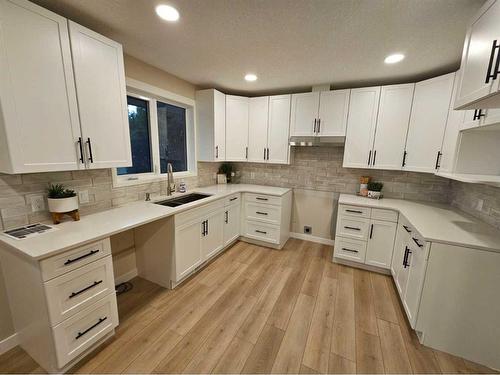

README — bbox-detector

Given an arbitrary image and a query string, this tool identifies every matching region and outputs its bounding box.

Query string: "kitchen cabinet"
[343,87,381,168]
[404,73,455,173]
[174,219,203,281]
[290,92,320,136]
[267,95,291,164]
[201,208,225,260]
[372,84,414,170]
[455,0,500,110]
[365,220,397,268]
[248,97,269,162]
[391,221,409,293]
[196,89,226,161]
[223,202,241,246]
[226,95,249,161]
[69,21,131,169]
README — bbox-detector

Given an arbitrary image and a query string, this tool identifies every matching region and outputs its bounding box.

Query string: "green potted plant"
[218,163,233,183]
[367,181,384,199]
[47,184,78,213]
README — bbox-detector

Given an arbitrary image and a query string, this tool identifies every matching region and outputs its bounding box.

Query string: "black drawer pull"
[403,225,412,233]
[345,209,362,214]
[342,247,358,253]
[256,211,268,216]
[229,197,238,201]
[256,197,268,201]
[225,211,228,224]
[255,230,267,234]
[412,237,423,248]
[64,249,100,265]
[76,317,107,340]
[403,246,410,268]
[344,226,361,231]
[69,280,103,299]
[369,224,374,239]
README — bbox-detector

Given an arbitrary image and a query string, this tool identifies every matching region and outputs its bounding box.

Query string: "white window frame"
[113,78,197,187]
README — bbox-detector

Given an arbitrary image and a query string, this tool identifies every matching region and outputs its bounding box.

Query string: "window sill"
[112,171,197,188]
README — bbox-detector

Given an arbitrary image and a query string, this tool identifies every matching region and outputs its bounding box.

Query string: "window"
[113,80,196,186]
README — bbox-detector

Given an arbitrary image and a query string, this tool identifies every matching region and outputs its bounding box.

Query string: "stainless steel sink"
[155,193,212,207]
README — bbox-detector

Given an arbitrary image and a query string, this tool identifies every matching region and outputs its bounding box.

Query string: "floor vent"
[3,223,56,240]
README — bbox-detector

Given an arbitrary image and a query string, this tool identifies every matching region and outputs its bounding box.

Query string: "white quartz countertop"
[339,194,500,252]
[0,184,291,260]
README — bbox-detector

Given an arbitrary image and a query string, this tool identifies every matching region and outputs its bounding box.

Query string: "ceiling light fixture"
[155,4,179,22]
[384,53,405,64]
[245,73,257,82]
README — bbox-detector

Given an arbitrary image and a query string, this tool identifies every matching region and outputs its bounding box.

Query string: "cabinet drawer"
[245,202,281,225]
[44,256,115,326]
[175,199,224,227]
[225,193,240,206]
[371,208,398,222]
[334,237,367,264]
[245,193,281,206]
[339,204,371,218]
[336,216,370,240]
[41,239,111,281]
[52,293,118,368]
[244,220,280,244]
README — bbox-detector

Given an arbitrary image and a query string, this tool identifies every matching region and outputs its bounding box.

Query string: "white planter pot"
[367,190,382,199]
[48,196,79,213]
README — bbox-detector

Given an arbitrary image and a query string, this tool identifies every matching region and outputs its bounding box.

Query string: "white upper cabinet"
[225,95,249,161]
[69,21,131,170]
[267,94,291,164]
[372,84,414,170]
[248,97,269,162]
[0,0,82,173]
[343,87,381,168]
[290,92,320,136]
[455,0,500,110]
[196,89,226,161]
[317,90,350,136]
[404,73,455,173]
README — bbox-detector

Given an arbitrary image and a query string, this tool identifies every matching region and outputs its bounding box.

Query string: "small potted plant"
[218,163,233,183]
[367,181,384,199]
[47,184,79,214]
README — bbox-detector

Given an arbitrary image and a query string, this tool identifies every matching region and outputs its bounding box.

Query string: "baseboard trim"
[0,333,18,355]
[333,257,391,275]
[114,268,138,285]
[290,232,334,246]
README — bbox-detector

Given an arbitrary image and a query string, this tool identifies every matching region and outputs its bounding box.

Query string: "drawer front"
[41,239,111,281]
[334,237,367,264]
[371,208,398,222]
[244,220,280,244]
[336,216,370,240]
[339,204,371,218]
[175,199,224,227]
[225,193,240,206]
[45,256,115,326]
[53,293,118,368]
[245,193,281,206]
[245,202,281,225]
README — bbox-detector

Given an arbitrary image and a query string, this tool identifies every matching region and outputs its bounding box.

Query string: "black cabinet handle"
[372,150,377,166]
[86,138,94,163]
[229,197,238,201]
[202,221,206,236]
[412,237,423,248]
[206,220,209,235]
[256,197,268,201]
[402,151,407,167]
[403,246,410,268]
[435,151,442,169]
[368,150,372,166]
[485,40,500,84]
[473,109,485,121]
[225,211,228,224]
[256,211,268,216]
[369,224,374,239]
[313,119,317,133]
[76,317,107,340]
[403,225,412,233]
[215,146,219,159]
[264,148,266,160]
[266,148,270,160]
[64,249,99,266]
[245,147,248,159]
[317,118,321,133]
[344,226,361,231]
[342,247,358,253]
[255,229,267,234]
[346,209,363,214]
[69,280,103,299]
[78,137,84,163]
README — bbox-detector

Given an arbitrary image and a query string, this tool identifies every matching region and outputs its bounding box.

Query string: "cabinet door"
[403,242,428,328]
[318,90,350,136]
[391,224,409,293]
[214,90,226,160]
[175,220,203,282]
[365,220,397,269]
[396,245,411,301]
[202,209,225,260]
[267,94,291,164]
[372,84,414,170]
[248,96,269,162]
[225,95,249,161]
[343,87,380,168]
[290,92,319,136]
[224,203,241,246]
[69,21,131,169]
[404,73,455,173]
[0,0,82,173]
[195,89,225,161]
[455,0,500,109]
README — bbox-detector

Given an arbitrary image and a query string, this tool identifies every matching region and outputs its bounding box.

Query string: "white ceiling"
[33,0,485,95]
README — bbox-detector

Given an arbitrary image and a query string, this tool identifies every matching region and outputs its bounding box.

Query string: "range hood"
[289,135,345,147]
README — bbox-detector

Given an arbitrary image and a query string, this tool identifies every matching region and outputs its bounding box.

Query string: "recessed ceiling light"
[384,53,405,64]
[245,73,257,82]
[155,4,179,22]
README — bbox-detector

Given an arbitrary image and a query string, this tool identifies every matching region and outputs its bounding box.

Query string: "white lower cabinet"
[174,219,203,282]
[223,202,241,246]
[201,208,225,260]
[365,220,397,268]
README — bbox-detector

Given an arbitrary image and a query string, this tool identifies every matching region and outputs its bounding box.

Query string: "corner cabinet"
[196,89,226,161]
[0,0,131,174]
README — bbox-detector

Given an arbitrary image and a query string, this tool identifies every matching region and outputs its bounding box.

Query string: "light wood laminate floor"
[0,239,496,374]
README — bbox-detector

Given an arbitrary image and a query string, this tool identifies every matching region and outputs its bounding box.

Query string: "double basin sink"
[155,193,212,207]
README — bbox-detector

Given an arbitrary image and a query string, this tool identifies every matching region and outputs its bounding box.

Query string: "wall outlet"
[476,198,484,212]
[78,190,90,204]
[30,195,46,212]
[304,226,312,235]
